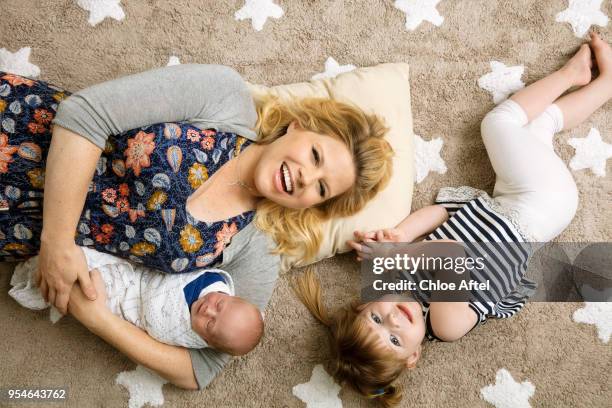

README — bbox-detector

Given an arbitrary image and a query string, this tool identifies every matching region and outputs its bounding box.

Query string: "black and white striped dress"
[404,186,537,341]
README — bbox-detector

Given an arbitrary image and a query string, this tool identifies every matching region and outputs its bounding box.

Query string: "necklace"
[227,150,256,193]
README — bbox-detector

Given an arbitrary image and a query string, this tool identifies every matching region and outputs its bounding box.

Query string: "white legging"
[480,99,579,242]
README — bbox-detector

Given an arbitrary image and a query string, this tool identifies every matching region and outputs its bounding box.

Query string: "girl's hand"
[374,228,410,243]
[347,228,410,261]
[68,269,108,327]
[355,228,409,244]
[35,241,96,315]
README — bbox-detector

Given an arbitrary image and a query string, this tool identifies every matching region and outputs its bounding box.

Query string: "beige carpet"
[1,1,610,407]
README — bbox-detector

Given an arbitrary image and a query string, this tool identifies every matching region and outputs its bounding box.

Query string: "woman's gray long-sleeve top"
[52,64,280,389]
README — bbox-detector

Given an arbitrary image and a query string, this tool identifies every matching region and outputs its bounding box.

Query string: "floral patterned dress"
[0,72,254,274]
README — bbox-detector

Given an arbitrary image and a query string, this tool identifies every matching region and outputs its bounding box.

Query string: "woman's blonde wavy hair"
[252,96,394,261]
[292,267,410,407]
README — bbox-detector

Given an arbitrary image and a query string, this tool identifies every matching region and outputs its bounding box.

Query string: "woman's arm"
[53,64,257,150]
[88,311,199,390]
[37,125,102,314]
[67,270,198,390]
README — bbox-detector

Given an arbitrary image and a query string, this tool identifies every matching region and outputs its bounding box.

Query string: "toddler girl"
[294,32,611,406]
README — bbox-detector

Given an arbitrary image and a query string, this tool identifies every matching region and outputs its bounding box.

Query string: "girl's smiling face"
[253,121,356,209]
[359,297,426,366]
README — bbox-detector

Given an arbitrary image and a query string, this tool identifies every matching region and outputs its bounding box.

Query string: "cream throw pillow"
[246,63,415,272]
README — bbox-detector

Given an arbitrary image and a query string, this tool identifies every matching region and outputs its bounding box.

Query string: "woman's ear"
[405,345,421,369]
[288,120,301,132]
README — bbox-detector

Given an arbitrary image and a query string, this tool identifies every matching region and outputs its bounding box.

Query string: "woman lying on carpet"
[294,32,611,407]
[0,64,393,389]
[11,246,264,355]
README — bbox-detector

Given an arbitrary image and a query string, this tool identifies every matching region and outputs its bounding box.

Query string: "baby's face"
[191,291,235,341]
[190,292,262,355]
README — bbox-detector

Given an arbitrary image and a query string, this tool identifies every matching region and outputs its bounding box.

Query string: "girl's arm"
[347,205,449,259]
[67,270,199,390]
[394,204,448,242]
[424,241,478,342]
[428,302,478,342]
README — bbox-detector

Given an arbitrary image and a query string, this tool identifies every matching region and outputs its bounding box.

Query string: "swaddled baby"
[9,246,264,356]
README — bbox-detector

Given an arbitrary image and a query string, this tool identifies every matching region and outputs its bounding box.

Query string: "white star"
[394,0,444,31]
[478,61,525,104]
[167,56,181,66]
[414,135,447,183]
[568,128,612,177]
[311,57,357,80]
[556,0,609,38]
[573,302,612,343]
[480,369,535,408]
[292,364,342,408]
[76,0,126,27]
[116,365,168,408]
[0,47,41,78]
[234,0,284,32]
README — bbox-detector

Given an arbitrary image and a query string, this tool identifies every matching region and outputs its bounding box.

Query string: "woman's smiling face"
[359,298,426,366]
[253,121,356,208]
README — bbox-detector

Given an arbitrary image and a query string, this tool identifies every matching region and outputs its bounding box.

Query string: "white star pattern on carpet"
[311,57,356,80]
[480,369,535,408]
[235,0,284,32]
[394,0,445,31]
[292,364,342,408]
[0,47,41,77]
[478,61,525,104]
[555,0,609,38]
[167,56,181,66]
[76,0,125,27]
[567,127,612,177]
[414,134,447,183]
[116,365,168,408]
[573,302,612,343]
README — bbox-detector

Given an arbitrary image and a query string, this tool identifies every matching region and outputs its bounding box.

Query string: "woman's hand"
[67,269,107,327]
[346,231,374,261]
[35,241,97,315]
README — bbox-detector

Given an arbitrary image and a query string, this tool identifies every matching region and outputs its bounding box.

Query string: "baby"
[10,246,263,356]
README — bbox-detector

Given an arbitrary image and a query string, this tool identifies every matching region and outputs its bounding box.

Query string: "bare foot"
[590,31,612,79]
[562,43,593,87]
